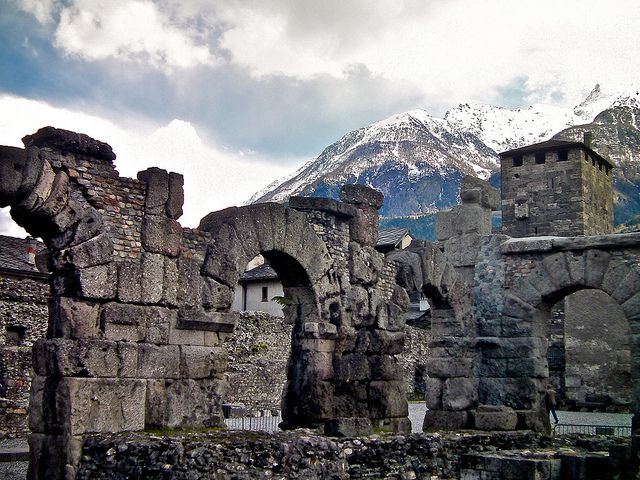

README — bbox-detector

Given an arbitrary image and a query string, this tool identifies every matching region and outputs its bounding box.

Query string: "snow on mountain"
[247,84,640,219]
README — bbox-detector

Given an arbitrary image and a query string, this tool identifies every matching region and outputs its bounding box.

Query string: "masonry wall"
[581,151,615,236]
[501,149,585,237]
[0,276,48,438]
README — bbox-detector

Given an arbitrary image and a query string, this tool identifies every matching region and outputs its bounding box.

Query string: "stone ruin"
[0,127,639,479]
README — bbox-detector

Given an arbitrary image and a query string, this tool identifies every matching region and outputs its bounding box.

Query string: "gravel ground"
[0,438,28,480]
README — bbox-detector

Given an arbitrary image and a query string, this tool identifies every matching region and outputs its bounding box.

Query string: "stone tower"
[499,133,615,237]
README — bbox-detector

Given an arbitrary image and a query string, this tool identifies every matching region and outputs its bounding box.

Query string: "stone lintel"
[176,308,237,332]
[501,232,640,254]
[22,126,116,162]
[289,196,357,219]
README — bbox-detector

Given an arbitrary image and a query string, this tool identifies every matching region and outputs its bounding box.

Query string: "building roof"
[238,263,278,282]
[499,139,615,169]
[377,227,414,249]
[0,235,49,279]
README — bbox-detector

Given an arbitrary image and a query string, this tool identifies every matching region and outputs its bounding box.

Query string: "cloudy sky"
[1,0,639,235]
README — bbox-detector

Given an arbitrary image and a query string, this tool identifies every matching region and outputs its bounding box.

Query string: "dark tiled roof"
[0,236,46,273]
[239,263,278,282]
[499,139,615,169]
[377,228,413,248]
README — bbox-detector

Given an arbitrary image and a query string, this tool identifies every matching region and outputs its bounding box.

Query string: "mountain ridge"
[248,84,640,226]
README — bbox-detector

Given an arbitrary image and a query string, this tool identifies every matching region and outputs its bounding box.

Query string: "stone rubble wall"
[75,430,630,480]
[0,276,48,438]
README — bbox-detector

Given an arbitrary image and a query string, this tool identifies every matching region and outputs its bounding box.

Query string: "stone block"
[584,249,611,289]
[369,354,401,381]
[13,158,55,212]
[55,378,146,435]
[479,378,539,409]
[426,357,475,378]
[0,146,33,206]
[166,171,184,219]
[180,345,227,379]
[145,378,227,430]
[141,214,182,257]
[367,330,405,355]
[460,176,500,210]
[422,410,469,432]
[349,207,380,246]
[76,262,117,300]
[443,377,478,411]
[542,252,573,290]
[48,296,101,339]
[444,233,481,267]
[339,184,384,209]
[36,170,69,219]
[611,267,640,305]
[52,233,113,270]
[436,204,492,241]
[334,353,370,381]
[474,405,518,431]
[201,277,234,310]
[117,261,142,303]
[23,126,116,160]
[169,312,204,345]
[368,381,408,419]
[324,417,374,437]
[33,338,137,378]
[141,252,164,303]
[137,167,169,215]
[387,250,423,291]
[137,343,180,378]
[424,377,444,410]
[27,432,84,480]
[176,307,237,332]
[101,302,172,344]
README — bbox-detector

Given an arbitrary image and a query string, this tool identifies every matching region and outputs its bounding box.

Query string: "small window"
[513,155,523,167]
[261,286,269,302]
[535,152,545,164]
[557,150,568,161]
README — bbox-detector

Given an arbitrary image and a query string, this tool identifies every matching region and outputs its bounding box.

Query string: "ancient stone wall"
[0,276,48,438]
[75,430,631,480]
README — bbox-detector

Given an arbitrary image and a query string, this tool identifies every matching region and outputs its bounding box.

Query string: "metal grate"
[553,423,632,437]
[222,404,281,432]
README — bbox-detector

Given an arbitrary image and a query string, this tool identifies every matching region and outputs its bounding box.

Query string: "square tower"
[499,134,615,237]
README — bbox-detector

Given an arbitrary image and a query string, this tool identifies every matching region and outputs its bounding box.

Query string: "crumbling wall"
[0,276,48,438]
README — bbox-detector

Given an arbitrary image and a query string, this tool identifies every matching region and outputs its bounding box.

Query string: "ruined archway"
[388,241,477,431]
[497,239,640,433]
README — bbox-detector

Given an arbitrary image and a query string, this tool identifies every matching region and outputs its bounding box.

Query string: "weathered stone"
[367,330,405,355]
[444,233,481,267]
[13,159,55,212]
[324,417,373,437]
[140,214,182,257]
[387,249,422,291]
[23,126,116,161]
[180,345,227,379]
[141,252,164,303]
[424,377,444,410]
[0,146,35,206]
[339,184,384,209]
[145,378,226,429]
[460,176,500,210]
[443,377,479,411]
[422,410,469,432]
[177,307,237,332]
[368,380,408,419]
[137,167,169,215]
[436,203,492,241]
[117,261,142,303]
[52,233,113,270]
[137,343,180,378]
[48,296,100,339]
[166,171,184,219]
[76,262,117,300]
[474,405,518,431]
[349,207,380,246]
[334,353,370,381]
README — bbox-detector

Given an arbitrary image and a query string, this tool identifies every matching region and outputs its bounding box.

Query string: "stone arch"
[198,202,336,428]
[500,245,640,433]
[388,242,477,431]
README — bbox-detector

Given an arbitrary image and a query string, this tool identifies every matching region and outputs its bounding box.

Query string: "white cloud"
[0,95,295,236]
[215,0,640,108]
[19,0,219,71]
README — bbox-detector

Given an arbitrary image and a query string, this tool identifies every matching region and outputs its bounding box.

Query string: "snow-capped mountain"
[248,85,640,222]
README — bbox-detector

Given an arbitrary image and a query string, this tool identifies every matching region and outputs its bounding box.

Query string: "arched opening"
[223,250,319,430]
[546,289,631,413]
